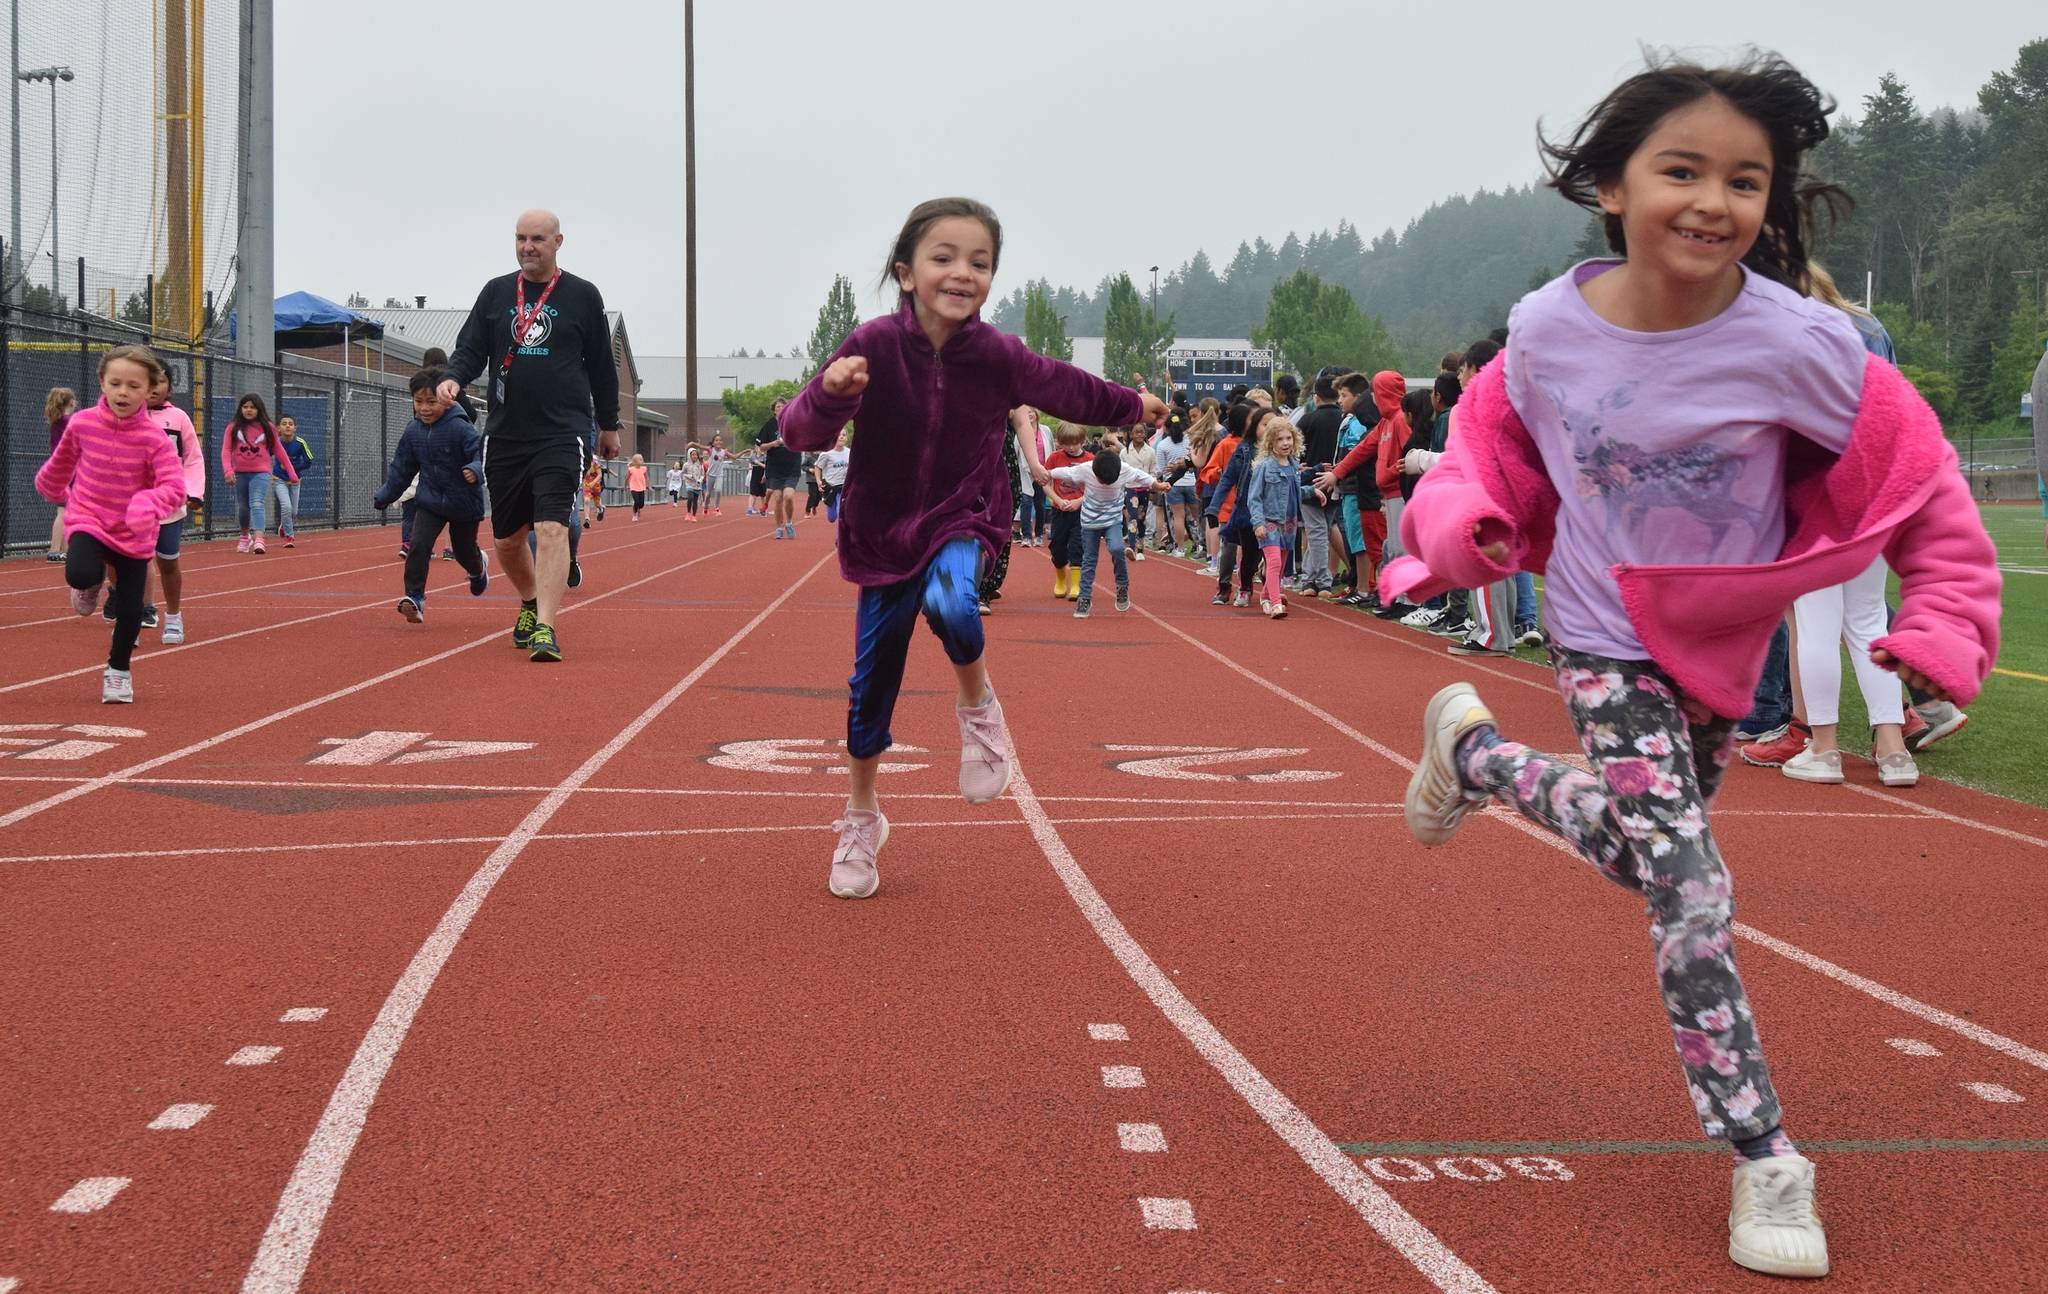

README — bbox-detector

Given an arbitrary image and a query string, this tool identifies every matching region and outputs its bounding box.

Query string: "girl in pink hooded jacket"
[220,392,297,554]
[1386,58,2000,1281]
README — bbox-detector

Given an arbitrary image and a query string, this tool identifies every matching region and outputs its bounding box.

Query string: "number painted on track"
[1361,1154,1576,1184]
[706,738,927,775]
[1505,1156,1575,1182]
[1103,744,1339,783]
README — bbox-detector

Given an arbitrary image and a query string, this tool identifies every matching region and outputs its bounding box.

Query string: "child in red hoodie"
[1042,422,1092,600]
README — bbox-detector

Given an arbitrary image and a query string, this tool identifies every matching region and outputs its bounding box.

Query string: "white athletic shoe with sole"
[1404,682,1495,847]
[828,808,888,899]
[101,668,134,704]
[1780,747,1843,784]
[161,613,185,646]
[1729,1153,1828,1278]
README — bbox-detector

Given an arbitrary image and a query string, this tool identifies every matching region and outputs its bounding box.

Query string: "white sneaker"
[1877,751,1919,788]
[1729,1154,1828,1278]
[1400,606,1443,630]
[1781,748,1843,784]
[828,808,888,899]
[161,613,185,645]
[101,668,134,704]
[1404,683,1495,847]
[1132,549,1146,562]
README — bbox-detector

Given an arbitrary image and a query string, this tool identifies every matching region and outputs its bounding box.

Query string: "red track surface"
[2,509,2044,1292]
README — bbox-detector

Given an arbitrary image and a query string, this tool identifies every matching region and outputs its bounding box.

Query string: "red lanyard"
[502,272,560,374]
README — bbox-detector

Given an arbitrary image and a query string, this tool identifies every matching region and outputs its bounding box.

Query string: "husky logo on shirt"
[508,303,557,354]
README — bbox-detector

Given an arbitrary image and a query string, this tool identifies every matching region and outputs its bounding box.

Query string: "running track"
[1,509,2043,1292]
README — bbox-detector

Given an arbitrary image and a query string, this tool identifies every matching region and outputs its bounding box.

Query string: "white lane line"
[1004,733,1491,1292]
[1963,1082,2025,1103]
[281,1008,328,1023]
[227,1046,282,1067]
[1102,1065,1147,1089]
[1888,1038,1943,1057]
[51,1177,130,1213]
[240,550,834,1294]
[1119,1122,1169,1153]
[1089,1023,1130,1041]
[1841,783,2048,849]
[1136,603,2048,1092]
[1733,925,2048,1075]
[0,812,1405,866]
[0,519,716,697]
[1138,1197,1198,1231]
[0,556,404,632]
[0,530,768,828]
[0,1275,19,1292]
[149,1103,216,1130]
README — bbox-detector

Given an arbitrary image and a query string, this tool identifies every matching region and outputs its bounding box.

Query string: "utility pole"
[684,0,697,443]
[1148,264,1159,390]
[8,0,19,306]
[234,0,273,363]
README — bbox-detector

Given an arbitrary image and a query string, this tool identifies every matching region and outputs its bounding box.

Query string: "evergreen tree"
[1252,270,1398,379]
[804,275,861,380]
[1022,282,1074,360]
[1102,273,1175,389]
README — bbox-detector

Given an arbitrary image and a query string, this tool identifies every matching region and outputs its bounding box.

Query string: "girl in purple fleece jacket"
[778,197,1166,901]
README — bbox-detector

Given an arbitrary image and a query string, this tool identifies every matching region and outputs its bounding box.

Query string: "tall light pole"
[16,64,72,303]
[684,0,698,444]
[1148,265,1159,390]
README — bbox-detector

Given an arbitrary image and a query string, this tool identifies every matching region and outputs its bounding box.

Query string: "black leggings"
[68,535,148,670]
[1216,534,1261,594]
[631,489,646,516]
[406,509,484,603]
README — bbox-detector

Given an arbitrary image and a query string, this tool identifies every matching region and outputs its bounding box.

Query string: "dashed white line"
[227,1046,282,1067]
[1119,1122,1169,1153]
[1963,1082,2025,1104]
[280,1008,328,1023]
[1088,1023,1130,1042]
[148,1103,216,1130]
[51,1177,130,1213]
[1138,1197,1198,1230]
[1102,1065,1147,1089]
[1888,1038,1943,1057]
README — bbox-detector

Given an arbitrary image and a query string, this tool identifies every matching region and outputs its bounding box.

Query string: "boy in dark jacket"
[374,369,488,622]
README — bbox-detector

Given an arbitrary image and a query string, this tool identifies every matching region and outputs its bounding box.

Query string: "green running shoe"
[528,623,562,662]
[511,605,538,649]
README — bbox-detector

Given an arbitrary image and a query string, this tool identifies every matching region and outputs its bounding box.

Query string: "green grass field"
[1498,504,2048,806]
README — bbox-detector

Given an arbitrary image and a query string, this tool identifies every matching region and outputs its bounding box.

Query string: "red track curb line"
[238,550,836,1294]
[997,732,1497,1293]
[1132,600,2048,1088]
[0,518,730,696]
[0,527,771,828]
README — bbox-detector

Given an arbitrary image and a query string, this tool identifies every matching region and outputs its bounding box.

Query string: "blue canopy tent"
[229,291,387,350]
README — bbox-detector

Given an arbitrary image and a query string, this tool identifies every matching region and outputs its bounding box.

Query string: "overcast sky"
[259,1,2037,355]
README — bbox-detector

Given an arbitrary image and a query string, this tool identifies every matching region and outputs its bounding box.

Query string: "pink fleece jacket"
[37,399,190,560]
[1380,355,2002,717]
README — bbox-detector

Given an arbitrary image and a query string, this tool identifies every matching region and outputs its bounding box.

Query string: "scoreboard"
[1164,347,1275,401]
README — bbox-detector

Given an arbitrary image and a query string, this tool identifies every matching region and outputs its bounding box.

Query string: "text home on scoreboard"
[1164,347,1275,401]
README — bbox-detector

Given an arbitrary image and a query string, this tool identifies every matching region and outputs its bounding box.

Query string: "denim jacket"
[1244,457,1302,535]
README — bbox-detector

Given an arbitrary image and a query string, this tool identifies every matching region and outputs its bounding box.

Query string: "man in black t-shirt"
[756,399,804,539]
[441,209,621,662]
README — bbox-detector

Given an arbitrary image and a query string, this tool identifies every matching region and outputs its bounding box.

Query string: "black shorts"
[485,435,585,540]
[764,472,802,493]
[748,464,767,495]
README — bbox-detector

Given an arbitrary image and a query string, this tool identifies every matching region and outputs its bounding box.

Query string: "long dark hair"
[230,391,277,449]
[1539,51,1850,294]
[877,197,1003,298]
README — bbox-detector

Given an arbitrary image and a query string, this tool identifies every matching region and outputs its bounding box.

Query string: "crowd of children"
[27,48,2025,1286]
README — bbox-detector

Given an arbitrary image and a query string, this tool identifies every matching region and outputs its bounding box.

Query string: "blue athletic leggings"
[846,537,984,759]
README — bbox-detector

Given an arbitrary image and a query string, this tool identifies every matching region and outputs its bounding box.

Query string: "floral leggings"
[1461,645,1781,1142]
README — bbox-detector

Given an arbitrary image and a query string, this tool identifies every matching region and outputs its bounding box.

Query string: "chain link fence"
[4,304,416,554]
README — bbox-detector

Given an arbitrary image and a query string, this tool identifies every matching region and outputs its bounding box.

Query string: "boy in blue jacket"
[374,369,488,622]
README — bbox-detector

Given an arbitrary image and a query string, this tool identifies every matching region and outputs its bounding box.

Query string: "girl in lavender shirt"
[1392,57,1996,1281]
[777,198,1166,901]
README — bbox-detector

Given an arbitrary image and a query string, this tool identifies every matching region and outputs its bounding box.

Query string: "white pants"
[1792,556,1903,728]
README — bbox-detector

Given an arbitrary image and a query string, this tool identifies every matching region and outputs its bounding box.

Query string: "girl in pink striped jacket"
[36,346,189,703]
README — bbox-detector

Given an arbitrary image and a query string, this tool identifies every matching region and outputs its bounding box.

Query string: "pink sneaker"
[251,535,267,554]
[956,693,1012,803]
[236,534,253,554]
[828,808,888,899]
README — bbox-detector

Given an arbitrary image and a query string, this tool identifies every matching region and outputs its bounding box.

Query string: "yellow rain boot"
[1054,566,1069,598]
